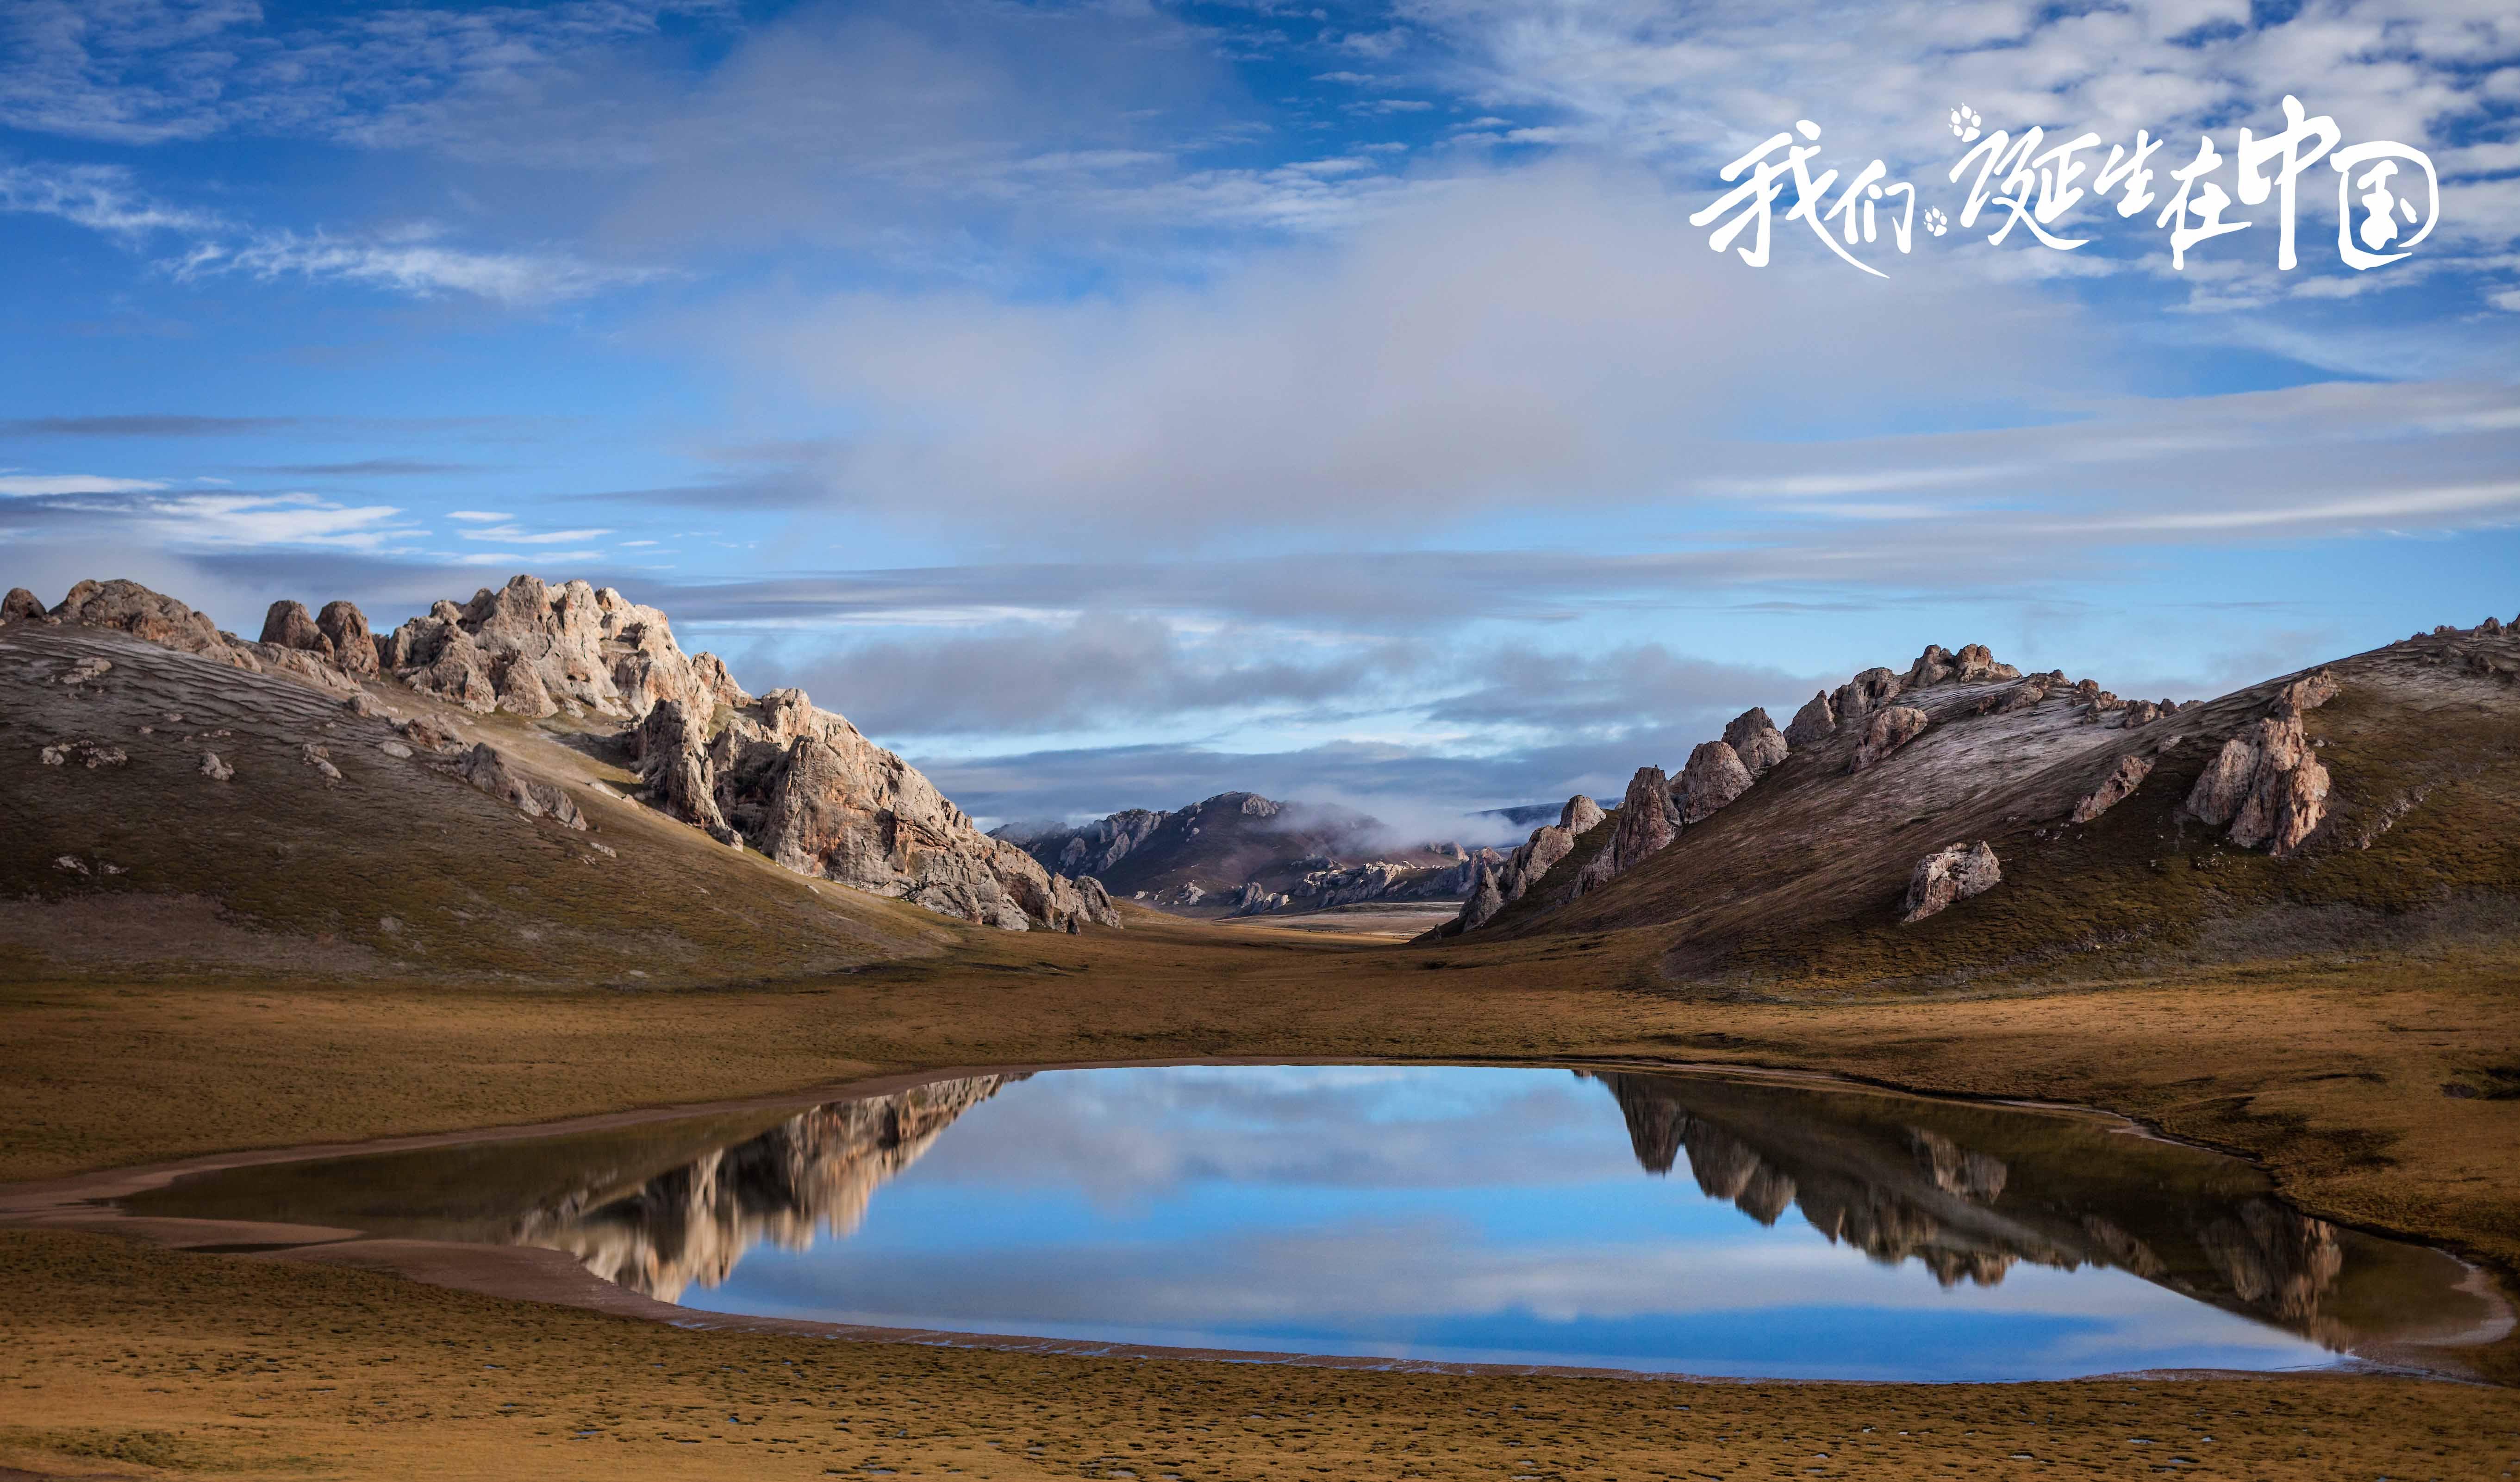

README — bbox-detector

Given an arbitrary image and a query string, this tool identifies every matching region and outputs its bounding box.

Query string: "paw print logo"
[1924,206,1949,237]
[1949,105,1982,143]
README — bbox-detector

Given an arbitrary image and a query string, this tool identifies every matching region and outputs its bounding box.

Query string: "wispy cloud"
[0,160,658,305]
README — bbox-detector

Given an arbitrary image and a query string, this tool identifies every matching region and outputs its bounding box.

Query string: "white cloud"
[0,160,657,305]
[455,524,616,543]
[0,472,170,496]
[448,510,512,522]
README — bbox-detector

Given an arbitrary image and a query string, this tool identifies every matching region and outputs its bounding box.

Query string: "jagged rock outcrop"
[318,601,379,676]
[49,579,237,660]
[1722,707,1789,777]
[0,587,42,623]
[2069,753,2154,824]
[1676,740,1755,823]
[1441,794,1607,934]
[1574,767,1682,894]
[1048,809,1167,878]
[1850,704,1928,772]
[1833,667,1904,729]
[1901,841,2001,923]
[634,686,1117,932]
[2185,670,2337,856]
[457,742,586,829]
[1784,690,1836,746]
[260,600,329,654]
[379,575,748,722]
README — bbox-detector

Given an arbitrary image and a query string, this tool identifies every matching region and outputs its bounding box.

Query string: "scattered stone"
[2070,753,2155,824]
[1784,690,1837,747]
[455,742,588,830]
[377,739,414,759]
[1850,705,1927,772]
[52,855,87,875]
[2117,698,2164,727]
[1901,841,2002,924]
[343,690,388,717]
[1677,740,1756,823]
[61,656,112,685]
[200,751,234,781]
[1975,675,2052,715]
[1722,707,1790,777]
[300,741,343,783]
[41,740,127,768]
[395,716,455,752]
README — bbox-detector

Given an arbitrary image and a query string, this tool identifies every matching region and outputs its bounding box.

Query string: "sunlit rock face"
[1581,1071,2350,1333]
[377,574,749,722]
[513,1076,1018,1303]
[634,691,1119,932]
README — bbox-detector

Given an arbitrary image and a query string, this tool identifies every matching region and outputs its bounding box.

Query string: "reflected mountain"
[514,1076,1016,1301]
[1582,1071,2383,1350]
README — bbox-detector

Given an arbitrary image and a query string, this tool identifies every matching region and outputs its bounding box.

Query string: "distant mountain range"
[993,792,1477,916]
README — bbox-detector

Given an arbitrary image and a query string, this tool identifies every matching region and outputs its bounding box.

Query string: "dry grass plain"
[6,901,2520,1480]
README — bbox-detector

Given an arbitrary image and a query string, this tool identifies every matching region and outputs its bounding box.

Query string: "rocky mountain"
[1,574,1116,984]
[995,791,1474,916]
[1428,620,2520,990]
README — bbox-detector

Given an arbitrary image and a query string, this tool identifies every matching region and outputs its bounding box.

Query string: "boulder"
[1784,691,1836,747]
[199,751,234,781]
[1676,740,1755,823]
[2069,753,2154,824]
[259,600,331,654]
[1901,841,2002,924]
[1,587,44,623]
[1850,705,1928,772]
[317,600,379,676]
[343,690,388,718]
[1833,668,1904,729]
[456,742,587,830]
[2117,699,2163,727]
[1721,707,1790,777]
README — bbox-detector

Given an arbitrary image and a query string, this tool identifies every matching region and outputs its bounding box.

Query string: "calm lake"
[125,1064,2502,1381]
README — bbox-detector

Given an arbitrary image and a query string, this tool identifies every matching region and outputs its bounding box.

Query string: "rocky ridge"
[4,574,1116,934]
[1431,638,2199,941]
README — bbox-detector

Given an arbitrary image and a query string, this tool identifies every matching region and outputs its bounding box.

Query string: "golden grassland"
[6,902,2520,1479]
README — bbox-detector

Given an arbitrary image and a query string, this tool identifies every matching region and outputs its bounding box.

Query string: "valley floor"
[5,914,2520,1479]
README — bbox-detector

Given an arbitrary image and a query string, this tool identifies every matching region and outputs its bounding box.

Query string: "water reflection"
[125,1065,2498,1380]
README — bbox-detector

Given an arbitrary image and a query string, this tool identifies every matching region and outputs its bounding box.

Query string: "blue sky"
[3,0,2516,828]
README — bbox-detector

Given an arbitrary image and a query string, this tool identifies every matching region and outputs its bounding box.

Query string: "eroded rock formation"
[2185,670,2338,856]
[1901,841,2001,923]
[1850,704,1928,772]
[633,692,1116,932]
[2069,753,2155,824]
[1573,767,1683,895]
[1722,707,1790,778]
[457,743,587,829]
[379,574,748,722]
[1442,794,1609,934]
[1784,690,1836,746]
[1676,741,1755,824]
